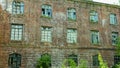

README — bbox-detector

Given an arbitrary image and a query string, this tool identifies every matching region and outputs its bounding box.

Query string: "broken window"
[90,11,98,23]
[67,8,76,20]
[112,32,118,45]
[42,5,52,17]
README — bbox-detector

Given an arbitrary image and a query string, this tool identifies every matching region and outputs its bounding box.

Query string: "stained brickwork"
[0,0,120,68]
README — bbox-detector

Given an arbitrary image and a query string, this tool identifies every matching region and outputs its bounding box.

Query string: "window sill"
[41,42,52,46]
[92,43,100,46]
[109,24,118,26]
[40,15,52,19]
[112,44,117,46]
[67,42,77,45]
[68,18,76,22]
[11,14,24,17]
[10,40,23,43]
[90,21,98,24]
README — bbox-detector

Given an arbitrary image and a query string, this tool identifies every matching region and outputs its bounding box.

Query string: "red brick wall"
[0,0,120,68]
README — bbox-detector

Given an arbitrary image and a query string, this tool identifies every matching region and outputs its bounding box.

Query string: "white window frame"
[67,8,76,20]
[12,1,24,14]
[42,5,52,17]
[110,13,117,25]
[11,24,23,41]
[91,31,100,44]
[90,11,98,23]
[41,27,52,42]
[67,29,77,43]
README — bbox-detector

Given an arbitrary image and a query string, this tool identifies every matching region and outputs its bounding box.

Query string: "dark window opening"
[93,54,99,66]
[8,53,22,68]
[114,55,120,65]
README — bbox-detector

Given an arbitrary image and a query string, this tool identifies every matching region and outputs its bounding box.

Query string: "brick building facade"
[0,0,120,68]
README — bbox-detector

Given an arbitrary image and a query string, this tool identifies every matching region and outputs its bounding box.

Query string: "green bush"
[36,54,51,68]
[78,59,88,68]
[62,59,77,68]
[98,53,108,68]
[62,59,87,68]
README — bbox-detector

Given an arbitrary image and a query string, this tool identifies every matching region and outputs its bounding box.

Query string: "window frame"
[10,24,23,41]
[93,54,99,66]
[12,1,24,14]
[91,30,100,44]
[90,11,98,23]
[114,55,120,65]
[41,4,52,18]
[67,8,76,21]
[41,26,52,42]
[110,13,117,25]
[67,28,77,43]
[8,53,22,68]
[111,32,118,45]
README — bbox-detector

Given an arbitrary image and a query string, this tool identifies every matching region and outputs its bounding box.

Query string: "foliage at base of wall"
[98,53,108,68]
[62,59,88,68]
[112,64,120,68]
[36,54,51,68]
[62,59,77,68]
[116,38,120,55]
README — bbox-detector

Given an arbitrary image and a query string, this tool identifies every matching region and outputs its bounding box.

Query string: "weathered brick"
[0,0,120,68]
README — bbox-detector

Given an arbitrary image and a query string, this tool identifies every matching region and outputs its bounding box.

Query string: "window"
[68,54,78,65]
[67,8,76,20]
[110,13,117,25]
[11,24,23,41]
[41,27,52,42]
[93,55,99,66]
[12,1,24,14]
[8,53,21,68]
[42,5,52,17]
[91,31,100,44]
[114,55,120,65]
[112,32,118,45]
[90,11,98,23]
[67,29,77,43]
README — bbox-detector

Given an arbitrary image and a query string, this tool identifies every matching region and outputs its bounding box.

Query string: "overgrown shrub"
[78,59,88,68]
[62,59,87,68]
[36,54,51,68]
[62,59,77,68]
[98,53,108,68]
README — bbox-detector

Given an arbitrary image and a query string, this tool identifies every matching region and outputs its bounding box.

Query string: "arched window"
[8,53,22,68]
[68,54,78,65]
[12,0,24,14]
